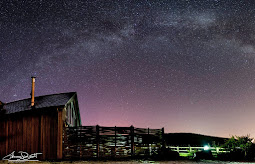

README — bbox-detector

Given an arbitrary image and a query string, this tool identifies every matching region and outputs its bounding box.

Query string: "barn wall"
[0,108,63,160]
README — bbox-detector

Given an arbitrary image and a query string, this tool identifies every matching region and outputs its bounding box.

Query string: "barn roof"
[2,92,76,114]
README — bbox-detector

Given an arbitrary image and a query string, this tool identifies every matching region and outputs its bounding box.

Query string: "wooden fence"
[167,146,230,157]
[63,126,164,159]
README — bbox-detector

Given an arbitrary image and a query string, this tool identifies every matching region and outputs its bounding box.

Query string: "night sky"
[1,0,255,138]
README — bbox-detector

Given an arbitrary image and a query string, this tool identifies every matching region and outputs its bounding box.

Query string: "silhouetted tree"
[224,136,238,150]
[224,135,253,158]
[237,135,253,157]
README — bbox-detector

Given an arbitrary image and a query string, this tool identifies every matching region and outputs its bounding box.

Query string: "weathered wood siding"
[0,108,63,160]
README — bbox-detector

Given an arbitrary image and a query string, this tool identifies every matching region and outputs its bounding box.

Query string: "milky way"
[1,0,255,138]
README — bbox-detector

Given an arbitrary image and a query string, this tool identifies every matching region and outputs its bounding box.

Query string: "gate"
[63,125,164,159]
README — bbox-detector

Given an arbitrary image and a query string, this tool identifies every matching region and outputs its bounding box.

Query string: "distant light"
[204,145,209,150]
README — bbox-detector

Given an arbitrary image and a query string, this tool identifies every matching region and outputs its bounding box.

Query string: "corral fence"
[63,125,164,159]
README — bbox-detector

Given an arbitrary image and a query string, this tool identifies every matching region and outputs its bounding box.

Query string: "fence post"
[74,127,78,159]
[79,126,82,159]
[130,125,134,157]
[115,126,117,157]
[161,127,165,149]
[96,125,100,158]
[148,128,151,156]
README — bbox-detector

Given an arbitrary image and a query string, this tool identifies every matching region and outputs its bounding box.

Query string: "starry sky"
[1,0,255,138]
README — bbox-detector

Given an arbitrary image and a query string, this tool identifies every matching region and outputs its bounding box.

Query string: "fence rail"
[63,125,164,159]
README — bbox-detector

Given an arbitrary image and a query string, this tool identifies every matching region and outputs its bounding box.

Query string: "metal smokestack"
[31,77,36,107]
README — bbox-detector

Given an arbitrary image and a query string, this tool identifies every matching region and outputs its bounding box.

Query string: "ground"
[0,160,253,164]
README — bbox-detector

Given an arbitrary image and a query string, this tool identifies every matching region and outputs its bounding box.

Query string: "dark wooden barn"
[0,91,81,160]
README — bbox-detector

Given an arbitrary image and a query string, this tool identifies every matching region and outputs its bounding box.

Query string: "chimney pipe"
[31,77,36,107]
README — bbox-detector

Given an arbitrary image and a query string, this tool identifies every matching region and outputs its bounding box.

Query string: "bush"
[155,147,180,160]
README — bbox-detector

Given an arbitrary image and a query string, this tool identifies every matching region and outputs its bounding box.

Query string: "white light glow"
[204,145,209,150]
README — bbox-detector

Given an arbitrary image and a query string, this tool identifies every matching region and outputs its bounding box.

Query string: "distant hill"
[164,133,228,147]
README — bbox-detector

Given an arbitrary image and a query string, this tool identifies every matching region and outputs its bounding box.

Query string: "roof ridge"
[4,92,76,104]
